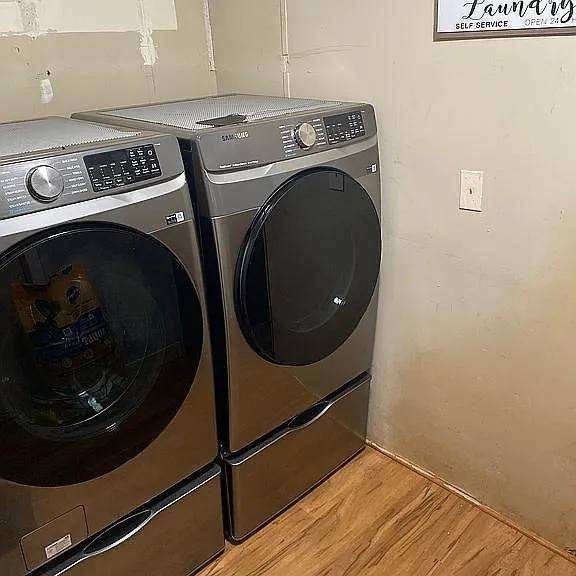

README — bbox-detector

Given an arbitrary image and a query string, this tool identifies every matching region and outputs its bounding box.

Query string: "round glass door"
[0,223,203,487]
[236,168,381,366]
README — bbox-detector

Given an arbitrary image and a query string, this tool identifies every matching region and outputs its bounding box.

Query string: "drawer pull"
[83,510,153,557]
[288,400,334,431]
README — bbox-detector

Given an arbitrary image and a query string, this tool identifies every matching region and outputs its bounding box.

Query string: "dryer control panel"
[196,105,377,173]
[279,117,328,159]
[324,111,366,144]
[280,109,367,159]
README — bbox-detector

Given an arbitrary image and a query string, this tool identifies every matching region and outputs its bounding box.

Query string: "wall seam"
[280,0,290,97]
[136,0,158,99]
[202,0,218,94]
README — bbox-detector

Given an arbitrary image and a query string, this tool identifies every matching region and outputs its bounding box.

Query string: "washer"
[0,117,223,574]
[75,95,381,539]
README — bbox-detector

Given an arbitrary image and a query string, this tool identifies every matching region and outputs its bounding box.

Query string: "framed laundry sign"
[435,0,576,40]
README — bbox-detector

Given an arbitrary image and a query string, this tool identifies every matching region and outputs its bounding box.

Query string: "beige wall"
[210,0,576,551]
[210,0,285,96]
[0,0,216,123]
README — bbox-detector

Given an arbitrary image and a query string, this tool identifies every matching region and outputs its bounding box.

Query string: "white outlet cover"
[460,170,483,212]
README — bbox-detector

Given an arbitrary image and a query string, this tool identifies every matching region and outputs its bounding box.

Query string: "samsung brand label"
[222,131,250,142]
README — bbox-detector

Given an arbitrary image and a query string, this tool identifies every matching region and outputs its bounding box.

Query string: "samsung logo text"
[222,131,250,142]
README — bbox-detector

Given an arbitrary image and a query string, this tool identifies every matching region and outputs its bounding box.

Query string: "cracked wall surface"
[0,0,216,122]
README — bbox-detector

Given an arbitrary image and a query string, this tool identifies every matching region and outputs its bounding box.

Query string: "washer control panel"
[0,155,90,215]
[324,111,365,145]
[84,144,161,192]
[27,165,66,202]
[0,137,178,220]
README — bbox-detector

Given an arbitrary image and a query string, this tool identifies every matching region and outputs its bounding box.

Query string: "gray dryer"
[74,95,381,541]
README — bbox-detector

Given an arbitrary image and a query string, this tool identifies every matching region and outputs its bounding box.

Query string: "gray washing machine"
[0,117,223,574]
[74,95,381,540]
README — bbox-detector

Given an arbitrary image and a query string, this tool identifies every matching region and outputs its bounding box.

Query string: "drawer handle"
[82,510,153,558]
[288,400,334,431]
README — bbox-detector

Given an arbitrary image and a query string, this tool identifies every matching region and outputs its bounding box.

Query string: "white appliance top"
[104,94,344,132]
[0,117,141,159]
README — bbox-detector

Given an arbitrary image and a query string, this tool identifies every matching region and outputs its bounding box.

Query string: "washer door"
[0,223,203,487]
[236,168,381,367]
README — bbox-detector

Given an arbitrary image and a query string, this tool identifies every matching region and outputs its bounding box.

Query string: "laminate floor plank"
[303,487,478,576]
[432,512,576,576]
[199,448,576,576]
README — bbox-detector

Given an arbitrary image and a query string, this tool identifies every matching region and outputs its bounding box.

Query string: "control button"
[27,166,65,202]
[294,123,317,149]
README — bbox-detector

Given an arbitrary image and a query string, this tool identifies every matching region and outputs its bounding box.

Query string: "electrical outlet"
[460,170,483,212]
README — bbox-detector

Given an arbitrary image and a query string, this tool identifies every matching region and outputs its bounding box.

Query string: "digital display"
[324,112,365,145]
[84,144,161,192]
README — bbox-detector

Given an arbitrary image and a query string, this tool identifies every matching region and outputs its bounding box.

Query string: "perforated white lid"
[0,117,141,159]
[105,94,343,132]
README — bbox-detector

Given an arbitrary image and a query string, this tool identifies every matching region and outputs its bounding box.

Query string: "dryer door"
[236,168,381,367]
[0,222,203,487]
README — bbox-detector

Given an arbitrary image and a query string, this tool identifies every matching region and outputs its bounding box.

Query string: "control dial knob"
[294,123,317,149]
[27,166,64,202]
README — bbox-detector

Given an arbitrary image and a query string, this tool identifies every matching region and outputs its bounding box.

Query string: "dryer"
[0,118,223,574]
[74,95,381,540]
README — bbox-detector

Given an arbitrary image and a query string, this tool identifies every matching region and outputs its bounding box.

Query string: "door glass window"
[0,223,203,487]
[236,169,381,366]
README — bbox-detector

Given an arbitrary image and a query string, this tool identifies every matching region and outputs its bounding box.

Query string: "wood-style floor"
[199,448,576,576]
